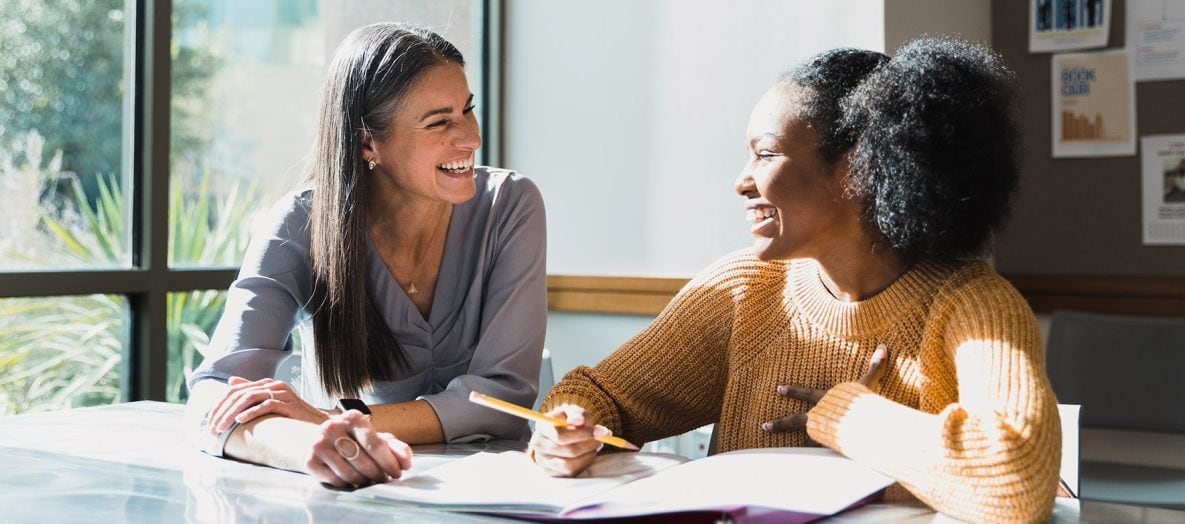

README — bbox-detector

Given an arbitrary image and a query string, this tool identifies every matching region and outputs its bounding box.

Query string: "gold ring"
[528,448,538,464]
[334,436,360,460]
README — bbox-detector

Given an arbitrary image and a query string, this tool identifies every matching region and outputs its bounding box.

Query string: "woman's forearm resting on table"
[367,399,444,444]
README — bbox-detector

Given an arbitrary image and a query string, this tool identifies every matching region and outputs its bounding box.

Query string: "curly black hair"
[787,37,1020,263]
[784,49,889,164]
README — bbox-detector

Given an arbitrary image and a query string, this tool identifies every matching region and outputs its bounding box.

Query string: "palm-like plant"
[40,173,129,266]
[166,173,257,402]
[0,169,259,415]
[0,295,123,415]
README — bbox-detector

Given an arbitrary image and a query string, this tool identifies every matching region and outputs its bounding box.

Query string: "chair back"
[534,348,555,411]
[1046,310,1185,432]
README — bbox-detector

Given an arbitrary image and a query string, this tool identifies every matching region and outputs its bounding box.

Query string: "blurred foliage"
[0,163,258,413]
[41,172,127,265]
[0,137,127,415]
[0,1,247,413]
[0,132,69,266]
[0,0,216,180]
[0,295,125,416]
[165,171,258,402]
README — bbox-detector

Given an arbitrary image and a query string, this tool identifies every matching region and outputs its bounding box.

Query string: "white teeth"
[746,208,777,224]
[438,157,474,171]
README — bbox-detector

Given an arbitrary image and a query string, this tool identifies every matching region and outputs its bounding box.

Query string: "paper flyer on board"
[1051,50,1136,157]
[1141,135,1185,245]
[1127,0,1185,81]
[1031,0,1112,52]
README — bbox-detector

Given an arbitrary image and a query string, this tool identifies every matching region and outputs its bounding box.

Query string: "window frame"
[0,0,500,403]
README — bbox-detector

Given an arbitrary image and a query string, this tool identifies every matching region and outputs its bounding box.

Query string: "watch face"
[339,398,371,415]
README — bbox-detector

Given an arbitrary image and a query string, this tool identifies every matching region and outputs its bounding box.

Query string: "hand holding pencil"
[469,392,638,451]
[469,391,638,478]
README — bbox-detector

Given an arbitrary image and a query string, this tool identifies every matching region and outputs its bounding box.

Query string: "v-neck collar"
[367,204,463,332]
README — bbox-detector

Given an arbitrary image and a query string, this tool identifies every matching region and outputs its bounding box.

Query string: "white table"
[0,401,1150,523]
[0,402,519,522]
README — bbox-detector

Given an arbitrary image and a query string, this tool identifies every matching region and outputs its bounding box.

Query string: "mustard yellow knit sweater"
[542,250,1060,523]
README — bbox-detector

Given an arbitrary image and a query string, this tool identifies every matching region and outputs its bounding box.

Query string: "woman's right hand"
[208,376,328,434]
[527,404,611,477]
[305,410,413,489]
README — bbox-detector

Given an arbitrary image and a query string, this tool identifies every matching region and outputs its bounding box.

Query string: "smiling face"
[734,82,862,261]
[363,62,482,206]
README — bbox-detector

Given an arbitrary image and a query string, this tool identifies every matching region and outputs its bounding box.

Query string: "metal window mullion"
[0,271,150,298]
[128,0,172,402]
[0,269,237,299]
[481,0,503,168]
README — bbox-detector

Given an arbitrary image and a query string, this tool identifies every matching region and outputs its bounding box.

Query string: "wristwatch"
[338,398,371,415]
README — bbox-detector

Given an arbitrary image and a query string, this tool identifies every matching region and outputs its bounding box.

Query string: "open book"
[356,447,894,523]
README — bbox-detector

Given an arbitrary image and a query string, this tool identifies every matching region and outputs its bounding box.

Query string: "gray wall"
[884,0,991,51]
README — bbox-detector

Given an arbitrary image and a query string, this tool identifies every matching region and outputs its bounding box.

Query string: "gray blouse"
[188,167,547,442]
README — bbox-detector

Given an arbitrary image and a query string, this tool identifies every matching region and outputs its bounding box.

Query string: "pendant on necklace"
[407,283,418,295]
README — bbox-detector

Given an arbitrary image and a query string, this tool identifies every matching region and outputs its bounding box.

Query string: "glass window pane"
[167,290,225,403]
[0,1,133,270]
[169,0,479,268]
[167,290,303,403]
[0,295,128,416]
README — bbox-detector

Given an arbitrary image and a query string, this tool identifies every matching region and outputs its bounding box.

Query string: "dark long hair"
[306,23,464,397]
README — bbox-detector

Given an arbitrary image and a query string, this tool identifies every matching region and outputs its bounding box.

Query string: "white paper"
[1141,134,1185,244]
[1051,50,1136,157]
[355,447,893,520]
[1057,404,1081,497]
[1031,0,1112,52]
[574,448,893,519]
[357,451,686,513]
[1127,0,1185,81]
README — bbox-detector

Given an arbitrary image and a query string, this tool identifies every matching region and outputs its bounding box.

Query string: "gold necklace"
[404,214,448,296]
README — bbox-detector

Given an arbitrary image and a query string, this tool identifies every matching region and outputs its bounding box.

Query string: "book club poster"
[1051,49,1135,158]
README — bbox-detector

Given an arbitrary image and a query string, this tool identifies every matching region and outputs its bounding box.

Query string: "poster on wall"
[1141,135,1185,245]
[1127,0,1185,81]
[1051,50,1136,157]
[1030,0,1112,52]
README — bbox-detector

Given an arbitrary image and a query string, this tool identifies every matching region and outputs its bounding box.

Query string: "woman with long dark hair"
[529,38,1060,523]
[186,23,546,489]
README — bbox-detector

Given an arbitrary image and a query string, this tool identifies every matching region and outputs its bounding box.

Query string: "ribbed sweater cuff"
[541,392,616,433]
[806,381,872,452]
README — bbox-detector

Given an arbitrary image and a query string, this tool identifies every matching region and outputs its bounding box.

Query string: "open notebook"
[356,447,894,523]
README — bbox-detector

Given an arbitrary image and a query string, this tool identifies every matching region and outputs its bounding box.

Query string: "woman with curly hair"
[529,38,1060,523]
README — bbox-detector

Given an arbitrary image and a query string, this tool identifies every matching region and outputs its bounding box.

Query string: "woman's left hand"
[762,344,888,434]
[210,376,329,433]
[306,410,412,489]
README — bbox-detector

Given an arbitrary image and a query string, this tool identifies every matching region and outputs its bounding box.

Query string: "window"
[0,0,490,414]
[0,295,128,416]
[0,1,132,271]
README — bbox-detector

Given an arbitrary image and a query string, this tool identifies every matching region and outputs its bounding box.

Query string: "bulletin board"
[992,0,1185,316]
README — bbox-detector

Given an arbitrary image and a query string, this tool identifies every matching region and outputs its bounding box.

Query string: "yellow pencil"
[468,391,640,451]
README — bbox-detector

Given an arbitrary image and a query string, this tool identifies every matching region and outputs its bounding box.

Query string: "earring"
[368,159,377,171]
